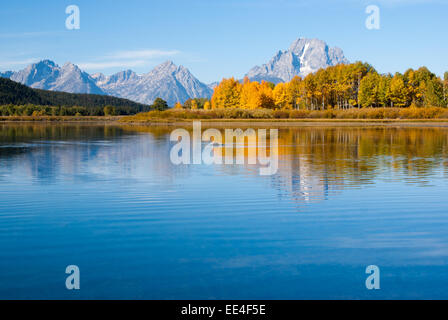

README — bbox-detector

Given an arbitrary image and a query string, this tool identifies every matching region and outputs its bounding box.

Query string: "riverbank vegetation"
[121,106,448,122]
[123,62,448,121]
[3,62,448,121]
[0,104,132,116]
[206,62,448,111]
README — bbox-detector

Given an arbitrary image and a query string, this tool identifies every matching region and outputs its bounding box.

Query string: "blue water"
[0,123,448,299]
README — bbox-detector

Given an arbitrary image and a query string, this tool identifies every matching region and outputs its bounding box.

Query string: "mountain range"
[92,61,213,106]
[0,38,349,106]
[9,60,105,95]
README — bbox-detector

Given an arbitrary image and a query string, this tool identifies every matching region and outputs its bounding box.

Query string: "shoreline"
[120,119,448,128]
[2,116,448,127]
[0,116,124,123]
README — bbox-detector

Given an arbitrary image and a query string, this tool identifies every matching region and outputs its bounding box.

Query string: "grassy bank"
[121,107,448,123]
[4,107,448,124]
[0,115,123,122]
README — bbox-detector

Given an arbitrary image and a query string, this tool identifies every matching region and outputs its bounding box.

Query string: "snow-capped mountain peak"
[246,38,349,83]
[96,61,213,106]
[9,60,105,95]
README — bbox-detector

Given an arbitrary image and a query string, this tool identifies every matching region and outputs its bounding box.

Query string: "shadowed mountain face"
[246,38,349,83]
[0,71,13,79]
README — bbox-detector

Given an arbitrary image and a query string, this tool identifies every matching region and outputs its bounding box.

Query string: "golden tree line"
[175,62,448,111]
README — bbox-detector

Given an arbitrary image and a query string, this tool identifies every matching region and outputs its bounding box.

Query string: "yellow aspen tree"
[258,81,275,109]
[287,76,304,109]
[405,69,417,104]
[211,78,242,109]
[174,102,183,109]
[273,83,289,109]
[240,80,261,109]
[389,74,408,107]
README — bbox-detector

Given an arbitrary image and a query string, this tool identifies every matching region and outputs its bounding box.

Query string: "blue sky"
[0,0,447,83]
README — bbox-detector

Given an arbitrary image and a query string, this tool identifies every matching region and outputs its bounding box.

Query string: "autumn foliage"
[144,62,448,121]
[209,62,448,110]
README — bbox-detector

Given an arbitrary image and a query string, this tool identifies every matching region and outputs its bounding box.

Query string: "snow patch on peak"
[39,59,58,67]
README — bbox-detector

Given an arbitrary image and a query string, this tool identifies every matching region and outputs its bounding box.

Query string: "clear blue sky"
[0,0,447,83]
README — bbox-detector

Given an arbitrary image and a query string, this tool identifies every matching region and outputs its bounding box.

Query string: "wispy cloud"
[108,49,180,60]
[0,58,38,69]
[78,60,148,70]
[78,49,180,71]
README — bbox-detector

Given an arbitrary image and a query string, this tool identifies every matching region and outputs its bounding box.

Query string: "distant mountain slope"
[0,77,149,113]
[9,60,106,95]
[0,71,13,79]
[93,61,213,106]
[0,77,48,105]
[246,38,349,83]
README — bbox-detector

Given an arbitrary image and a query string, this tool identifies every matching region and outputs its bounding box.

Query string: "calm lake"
[0,123,448,299]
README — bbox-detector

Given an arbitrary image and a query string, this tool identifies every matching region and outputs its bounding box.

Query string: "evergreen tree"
[152,98,169,111]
